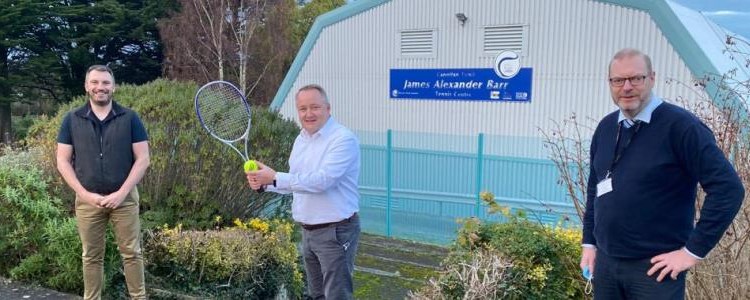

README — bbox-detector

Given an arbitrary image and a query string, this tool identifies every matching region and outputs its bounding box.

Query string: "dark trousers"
[302,214,360,300]
[594,250,686,300]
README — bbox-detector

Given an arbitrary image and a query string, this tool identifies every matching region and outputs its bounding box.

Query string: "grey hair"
[609,48,653,75]
[296,84,329,104]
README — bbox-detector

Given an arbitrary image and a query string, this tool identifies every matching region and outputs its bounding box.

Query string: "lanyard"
[606,120,642,178]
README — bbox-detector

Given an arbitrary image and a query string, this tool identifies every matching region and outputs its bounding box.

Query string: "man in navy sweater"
[580,48,744,299]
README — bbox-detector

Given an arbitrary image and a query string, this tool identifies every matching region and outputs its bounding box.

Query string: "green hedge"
[145,219,303,298]
[27,79,300,228]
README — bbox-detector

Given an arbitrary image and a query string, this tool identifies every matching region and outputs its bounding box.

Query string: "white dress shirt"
[266,117,360,225]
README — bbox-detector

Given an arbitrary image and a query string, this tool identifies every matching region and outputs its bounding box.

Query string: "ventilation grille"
[400,29,435,56]
[484,25,524,53]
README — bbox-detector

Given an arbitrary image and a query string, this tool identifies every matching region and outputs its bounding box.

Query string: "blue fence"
[355,130,578,245]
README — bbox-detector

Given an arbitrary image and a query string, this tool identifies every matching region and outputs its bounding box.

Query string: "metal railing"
[356,129,578,245]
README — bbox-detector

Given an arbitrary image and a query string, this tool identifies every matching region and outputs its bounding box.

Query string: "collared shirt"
[266,117,360,225]
[617,93,663,127]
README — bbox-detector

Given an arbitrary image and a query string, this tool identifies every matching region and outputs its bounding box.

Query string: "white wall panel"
[278,0,699,143]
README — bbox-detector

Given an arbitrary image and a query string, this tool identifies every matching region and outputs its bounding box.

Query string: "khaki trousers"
[75,188,146,300]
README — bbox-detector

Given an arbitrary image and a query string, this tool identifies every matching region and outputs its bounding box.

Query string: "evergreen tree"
[0,0,175,142]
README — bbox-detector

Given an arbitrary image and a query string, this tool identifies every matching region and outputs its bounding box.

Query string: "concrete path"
[0,277,80,300]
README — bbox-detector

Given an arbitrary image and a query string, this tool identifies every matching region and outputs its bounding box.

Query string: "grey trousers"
[301,214,360,300]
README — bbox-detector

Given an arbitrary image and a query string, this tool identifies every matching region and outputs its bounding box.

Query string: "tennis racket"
[194,80,259,175]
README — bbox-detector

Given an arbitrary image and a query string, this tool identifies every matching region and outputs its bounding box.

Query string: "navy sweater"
[583,102,744,259]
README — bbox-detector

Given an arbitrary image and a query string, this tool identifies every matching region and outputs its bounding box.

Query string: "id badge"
[596,178,613,197]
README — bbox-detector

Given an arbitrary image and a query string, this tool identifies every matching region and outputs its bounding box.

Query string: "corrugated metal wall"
[277,0,698,145]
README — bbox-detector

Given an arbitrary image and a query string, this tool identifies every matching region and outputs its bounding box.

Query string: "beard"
[89,91,112,107]
[92,98,111,107]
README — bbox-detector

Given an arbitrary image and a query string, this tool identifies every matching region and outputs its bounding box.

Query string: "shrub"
[409,248,515,300]
[0,148,65,274]
[144,218,303,298]
[471,218,583,299]
[26,79,300,228]
[411,192,585,300]
[0,148,124,296]
[11,114,39,142]
[10,217,124,297]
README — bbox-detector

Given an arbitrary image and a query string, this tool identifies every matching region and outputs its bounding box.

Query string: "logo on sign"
[494,50,521,79]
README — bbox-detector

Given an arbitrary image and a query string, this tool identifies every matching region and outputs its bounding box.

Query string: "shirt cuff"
[683,247,704,260]
[274,172,291,190]
[582,244,596,249]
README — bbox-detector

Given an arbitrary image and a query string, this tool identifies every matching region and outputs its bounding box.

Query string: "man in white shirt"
[247,84,361,300]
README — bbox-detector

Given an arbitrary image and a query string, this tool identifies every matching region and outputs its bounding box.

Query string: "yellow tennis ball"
[244,160,258,172]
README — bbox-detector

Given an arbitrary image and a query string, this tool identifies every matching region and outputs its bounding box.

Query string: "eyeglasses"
[608,75,648,87]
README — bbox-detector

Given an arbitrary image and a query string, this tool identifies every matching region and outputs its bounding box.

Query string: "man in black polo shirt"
[56,65,150,300]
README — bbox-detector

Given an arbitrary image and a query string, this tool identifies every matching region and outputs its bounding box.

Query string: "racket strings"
[197,83,251,141]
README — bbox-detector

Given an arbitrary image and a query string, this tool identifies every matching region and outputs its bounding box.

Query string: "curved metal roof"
[272,0,748,112]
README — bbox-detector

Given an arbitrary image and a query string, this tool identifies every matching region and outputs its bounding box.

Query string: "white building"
[271,0,749,243]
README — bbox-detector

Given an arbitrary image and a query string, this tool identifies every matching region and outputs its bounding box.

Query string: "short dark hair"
[85,65,115,83]
[296,84,329,104]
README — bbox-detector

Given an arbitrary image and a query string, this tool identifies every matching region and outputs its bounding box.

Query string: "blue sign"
[389,68,533,102]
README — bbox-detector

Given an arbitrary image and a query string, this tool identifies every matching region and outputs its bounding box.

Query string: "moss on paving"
[353,271,424,300]
[355,254,438,281]
[353,233,448,299]
[357,234,448,267]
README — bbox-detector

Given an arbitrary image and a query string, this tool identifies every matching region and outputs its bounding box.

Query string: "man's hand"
[580,247,597,277]
[246,161,276,190]
[80,191,105,208]
[648,248,698,282]
[99,190,128,209]
[246,171,264,190]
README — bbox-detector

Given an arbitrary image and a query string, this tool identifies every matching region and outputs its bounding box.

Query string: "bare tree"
[160,0,290,102]
[540,114,595,223]
[229,0,266,95]
[194,0,228,81]
[160,0,229,82]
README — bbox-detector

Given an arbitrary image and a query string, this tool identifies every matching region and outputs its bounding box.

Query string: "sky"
[670,0,750,38]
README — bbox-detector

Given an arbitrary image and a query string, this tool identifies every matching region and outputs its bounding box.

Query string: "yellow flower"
[248,218,270,233]
[233,218,247,230]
